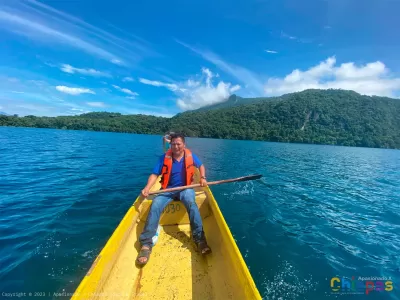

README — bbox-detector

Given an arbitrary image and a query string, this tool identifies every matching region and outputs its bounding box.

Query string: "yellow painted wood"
[71,171,262,300]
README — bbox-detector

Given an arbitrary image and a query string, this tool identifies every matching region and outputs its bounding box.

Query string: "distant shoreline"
[2,89,400,150]
[2,125,399,151]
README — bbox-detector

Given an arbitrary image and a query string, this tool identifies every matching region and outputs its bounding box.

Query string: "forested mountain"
[1,89,400,149]
[190,94,278,112]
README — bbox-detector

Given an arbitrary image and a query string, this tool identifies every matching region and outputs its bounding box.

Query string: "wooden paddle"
[148,174,263,195]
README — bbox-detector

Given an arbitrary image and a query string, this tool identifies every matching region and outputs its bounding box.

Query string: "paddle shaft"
[148,174,262,195]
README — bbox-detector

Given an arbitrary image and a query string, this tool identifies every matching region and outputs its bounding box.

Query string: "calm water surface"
[1,127,399,299]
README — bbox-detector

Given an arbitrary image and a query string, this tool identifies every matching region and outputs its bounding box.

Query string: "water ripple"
[1,128,399,300]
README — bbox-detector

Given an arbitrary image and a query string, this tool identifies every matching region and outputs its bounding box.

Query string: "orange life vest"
[160,148,195,189]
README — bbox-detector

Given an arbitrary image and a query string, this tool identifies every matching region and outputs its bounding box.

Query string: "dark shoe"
[197,240,212,255]
[136,246,152,267]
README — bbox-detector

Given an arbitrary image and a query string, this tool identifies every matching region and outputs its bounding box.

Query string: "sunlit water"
[1,127,399,299]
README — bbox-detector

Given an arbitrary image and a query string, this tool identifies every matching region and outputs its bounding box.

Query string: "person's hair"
[164,131,175,138]
[170,133,185,143]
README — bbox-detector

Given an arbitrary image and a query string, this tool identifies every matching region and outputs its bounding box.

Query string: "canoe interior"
[72,171,261,300]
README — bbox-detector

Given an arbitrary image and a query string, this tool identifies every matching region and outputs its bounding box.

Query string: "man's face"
[171,137,185,155]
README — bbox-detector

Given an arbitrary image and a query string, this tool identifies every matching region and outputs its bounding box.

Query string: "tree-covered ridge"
[1,112,168,134]
[189,94,279,113]
[1,89,400,149]
[171,89,400,148]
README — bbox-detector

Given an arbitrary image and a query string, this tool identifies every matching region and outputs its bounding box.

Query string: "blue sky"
[1,0,400,117]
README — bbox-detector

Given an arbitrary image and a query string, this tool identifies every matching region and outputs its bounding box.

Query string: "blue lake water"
[1,127,399,300]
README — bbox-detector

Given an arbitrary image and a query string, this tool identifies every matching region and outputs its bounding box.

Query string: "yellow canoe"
[71,171,262,299]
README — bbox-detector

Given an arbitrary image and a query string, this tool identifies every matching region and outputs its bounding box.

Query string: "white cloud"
[0,10,122,65]
[86,102,107,107]
[140,68,241,110]
[3,98,91,116]
[7,77,19,83]
[176,40,264,95]
[112,85,139,97]
[1,80,166,117]
[0,1,156,65]
[139,78,180,92]
[281,31,297,40]
[265,50,278,54]
[60,64,110,77]
[280,31,312,44]
[122,77,134,82]
[264,56,400,97]
[111,59,122,65]
[56,85,95,95]
[28,80,46,86]
[230,85,241,93]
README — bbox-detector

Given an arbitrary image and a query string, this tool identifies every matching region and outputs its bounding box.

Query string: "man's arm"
[145,174,158,189]
[193,154,205,176]
[142,155,164,197]
[199,164,206,179]
[142,174,158,197]
[199,165,207,186]
[193,153,207,186]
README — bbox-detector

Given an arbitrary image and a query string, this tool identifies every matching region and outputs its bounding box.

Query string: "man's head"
[170,133,185,156]
[164,131,175,139]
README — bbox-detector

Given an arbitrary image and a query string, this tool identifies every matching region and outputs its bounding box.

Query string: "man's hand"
[141,187,150,198]
[200,178,208,187]
[141,174,158,198]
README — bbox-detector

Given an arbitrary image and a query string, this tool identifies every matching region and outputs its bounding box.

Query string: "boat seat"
[138,190,210,225]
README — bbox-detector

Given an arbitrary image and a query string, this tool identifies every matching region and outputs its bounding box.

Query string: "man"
[162,132,172,153]
[162,134,171,153]
[136,133,212,266]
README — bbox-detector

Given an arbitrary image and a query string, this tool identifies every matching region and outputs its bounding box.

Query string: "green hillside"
[190,94,278,112]
[170,89,400,148]
[1,89,400,149]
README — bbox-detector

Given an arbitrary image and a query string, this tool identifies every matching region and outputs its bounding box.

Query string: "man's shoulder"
[152,154,166,175]
[188,152,203,166]
[186,149,198,157]
[186,148,197,155]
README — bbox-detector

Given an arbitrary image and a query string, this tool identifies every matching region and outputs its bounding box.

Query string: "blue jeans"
[139,188,205,247]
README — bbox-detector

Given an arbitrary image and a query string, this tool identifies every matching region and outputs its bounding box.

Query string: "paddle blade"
[235,174,263,182]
